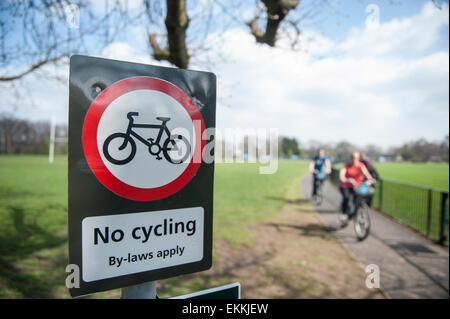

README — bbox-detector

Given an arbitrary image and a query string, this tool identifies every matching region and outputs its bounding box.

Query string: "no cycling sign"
[68,55,216,297]
[82,76,205,201]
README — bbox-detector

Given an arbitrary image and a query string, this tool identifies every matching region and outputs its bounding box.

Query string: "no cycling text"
[93,218,196,245]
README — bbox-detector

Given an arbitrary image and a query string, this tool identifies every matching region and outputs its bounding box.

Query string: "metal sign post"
[68,55,216,297]
[121,281,157,299]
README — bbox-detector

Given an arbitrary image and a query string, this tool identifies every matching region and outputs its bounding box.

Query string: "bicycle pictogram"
[103,112,191,165]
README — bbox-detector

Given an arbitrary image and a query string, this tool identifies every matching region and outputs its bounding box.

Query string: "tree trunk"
[165,0,190,69]
[251,0,300,47]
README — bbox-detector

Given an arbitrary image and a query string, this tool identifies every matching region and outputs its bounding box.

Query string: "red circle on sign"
[82,76,205,201]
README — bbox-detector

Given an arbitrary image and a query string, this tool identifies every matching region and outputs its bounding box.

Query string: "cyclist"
[309,149,331,197]
[360,152,379,207]
[360,152,379,181]
[339,152,376,220]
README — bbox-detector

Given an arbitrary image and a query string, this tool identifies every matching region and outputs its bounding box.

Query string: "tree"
[394,137,449,163]
[0,113,67,155]
[363,144,382,160]
[248,0,300,47]
[0,0,136,82]
[148,0,191,69]
[0,0,334,82]
[279,136,301,157]
[333,141,356,163]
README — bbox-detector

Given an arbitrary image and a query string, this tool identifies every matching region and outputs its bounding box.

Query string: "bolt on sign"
[68,55,216,297]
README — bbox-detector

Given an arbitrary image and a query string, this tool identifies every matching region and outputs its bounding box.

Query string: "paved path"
[301,174,449,299]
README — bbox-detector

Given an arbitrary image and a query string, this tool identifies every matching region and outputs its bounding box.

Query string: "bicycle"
[103,112,191,165]
[312,170,327,205]
[338,180,374,241]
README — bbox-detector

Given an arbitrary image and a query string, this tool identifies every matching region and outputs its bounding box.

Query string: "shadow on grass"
[158,221,345,298]
[158,242,328,298]
[265,196,310,205]
[0,186,34,200]
[264,222,339,238]
[296,207,339,214]
[158,232,377,299]
[266,196,340,216]
[0,205,68,298]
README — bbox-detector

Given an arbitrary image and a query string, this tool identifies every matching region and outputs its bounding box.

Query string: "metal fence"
[330,168,449,245]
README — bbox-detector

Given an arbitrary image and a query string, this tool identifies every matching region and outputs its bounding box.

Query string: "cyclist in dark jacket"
[309,149,331,197]
[360,152,379,207]
[360,152,378,181]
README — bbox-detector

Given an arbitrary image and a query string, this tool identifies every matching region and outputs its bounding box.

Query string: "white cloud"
[1,2,448,150]
[101,42,150,63]
[0,43,166,125]
[212,2,449,148]
[339,2,449,57]
[0,58,70,124]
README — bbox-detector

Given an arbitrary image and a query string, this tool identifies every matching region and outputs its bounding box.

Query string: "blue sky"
[0,0,448,150]
[331,0,448,50]
[319,0,443,35]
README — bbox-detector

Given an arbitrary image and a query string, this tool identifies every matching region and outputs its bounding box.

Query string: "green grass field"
[373,162,449,191]
[335,161,449,191]
[0,155,308,298]
[214,161,307,244]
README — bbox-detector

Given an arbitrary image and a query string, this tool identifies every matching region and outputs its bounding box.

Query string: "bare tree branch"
[147,0,190,69]
[0,55,65,81]
[249,0,301,46]
[1,0,336,81]
[149,33,170,61]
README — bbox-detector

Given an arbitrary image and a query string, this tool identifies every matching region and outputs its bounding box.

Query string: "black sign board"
[68,55,216,297]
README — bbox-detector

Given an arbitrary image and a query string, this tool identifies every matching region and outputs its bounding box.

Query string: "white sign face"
[81,207,204,282]
[97,89,195,189]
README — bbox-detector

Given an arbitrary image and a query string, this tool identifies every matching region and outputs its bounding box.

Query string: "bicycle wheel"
[103,133,136,165]
[354,201,371,241]
[162,135,191,164]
